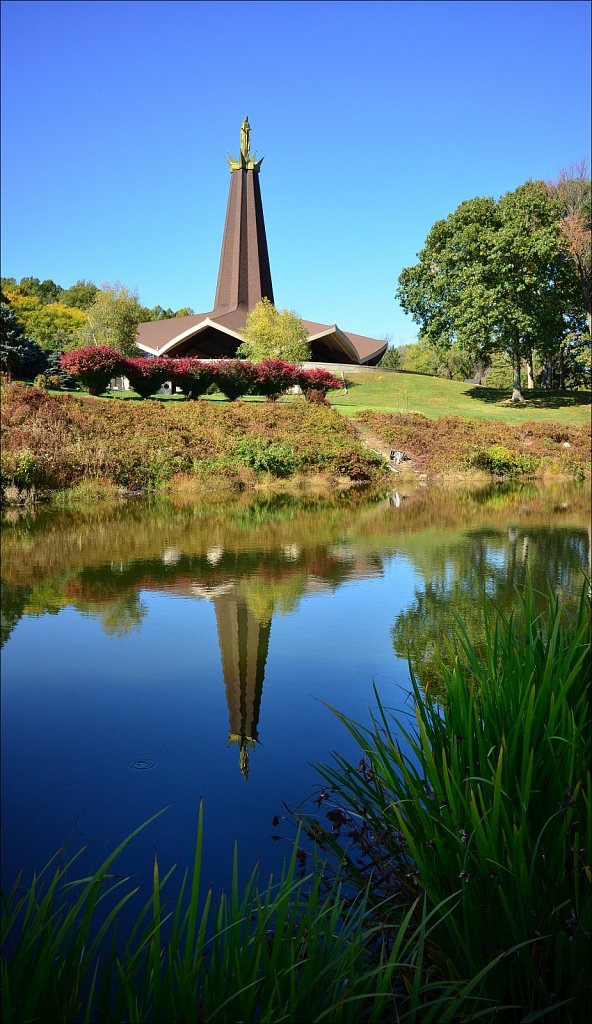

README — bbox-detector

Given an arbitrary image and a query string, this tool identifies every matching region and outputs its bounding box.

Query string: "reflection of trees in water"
[0,580,32,648]
[391,526,589,698]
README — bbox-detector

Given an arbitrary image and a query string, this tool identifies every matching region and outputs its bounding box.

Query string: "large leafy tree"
[237,298,311,363]
[2,287,87,351]
[75,283,145,355]
[397,181,584,401]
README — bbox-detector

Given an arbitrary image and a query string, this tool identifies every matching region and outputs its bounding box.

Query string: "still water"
[1,483,590,899]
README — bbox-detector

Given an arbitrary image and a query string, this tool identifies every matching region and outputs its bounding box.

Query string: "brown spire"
[212,121,274,315]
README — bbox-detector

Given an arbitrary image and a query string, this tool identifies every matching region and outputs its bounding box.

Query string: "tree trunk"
[559,344,565,390]
[526,350,535,389]
[511,350,524,403]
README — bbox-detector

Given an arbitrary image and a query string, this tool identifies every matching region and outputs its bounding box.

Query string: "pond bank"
[1,381,589,506]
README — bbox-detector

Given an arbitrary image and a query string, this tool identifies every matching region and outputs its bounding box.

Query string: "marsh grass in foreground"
[303,584,591,1022]
[2,585,590,1022]
[0,808,495,1024]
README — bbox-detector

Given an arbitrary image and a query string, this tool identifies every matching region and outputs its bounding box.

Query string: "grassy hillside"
[327,369,591,426]
[0,382,385,496]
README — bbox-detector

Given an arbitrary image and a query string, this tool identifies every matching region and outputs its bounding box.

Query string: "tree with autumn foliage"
[238,298,311,364]
[547,162,591,337]
[75,283,145,356]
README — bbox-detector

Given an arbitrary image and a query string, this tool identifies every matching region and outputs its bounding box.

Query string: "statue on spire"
[240,116,251,160]
[228,117,263,171]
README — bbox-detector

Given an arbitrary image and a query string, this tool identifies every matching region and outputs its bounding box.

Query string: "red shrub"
[298,368,344,403]
[215,359,258,401]
[255,359,300,400]
[166,358,217,398]
[60,347,126,396]
[123,357,171,398]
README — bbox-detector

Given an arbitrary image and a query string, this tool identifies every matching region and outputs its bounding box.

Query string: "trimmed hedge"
[59,349,345,402]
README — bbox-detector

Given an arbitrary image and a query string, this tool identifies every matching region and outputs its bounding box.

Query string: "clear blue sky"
[2,0,590,344]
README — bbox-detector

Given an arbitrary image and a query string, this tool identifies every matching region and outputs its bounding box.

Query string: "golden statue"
[240,116,251,159]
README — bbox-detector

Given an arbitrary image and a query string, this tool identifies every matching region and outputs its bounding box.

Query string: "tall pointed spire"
[212,118,274,316]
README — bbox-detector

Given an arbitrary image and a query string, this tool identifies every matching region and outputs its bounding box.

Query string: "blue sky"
[2,0,590,344]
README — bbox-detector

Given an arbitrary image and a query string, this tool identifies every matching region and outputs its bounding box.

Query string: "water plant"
[2,585,589,1021]
[303,583,591,1022]
[0,805,495,1023]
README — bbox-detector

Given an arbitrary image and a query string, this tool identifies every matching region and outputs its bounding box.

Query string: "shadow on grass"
[463,386,592,410]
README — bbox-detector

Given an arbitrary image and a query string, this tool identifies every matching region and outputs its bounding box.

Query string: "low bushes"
[465,443,537,476]
[58,348,344,402]
[124,358,173,399]
[60,346,126,395]
[356,410,591,478]
[215,358,259,401]
[0,382,383,493]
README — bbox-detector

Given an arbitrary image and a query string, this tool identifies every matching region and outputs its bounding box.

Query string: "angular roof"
[136,122,387,366]
[137,310,386,365]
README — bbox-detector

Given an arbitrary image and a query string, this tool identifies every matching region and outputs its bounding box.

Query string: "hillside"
[327,368,591,427]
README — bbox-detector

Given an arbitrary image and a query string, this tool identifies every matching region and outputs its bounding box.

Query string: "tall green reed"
[307,583,591,1022]
[1,802,496,1023]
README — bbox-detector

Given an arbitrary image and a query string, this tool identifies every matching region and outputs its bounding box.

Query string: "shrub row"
[59,348,344,402]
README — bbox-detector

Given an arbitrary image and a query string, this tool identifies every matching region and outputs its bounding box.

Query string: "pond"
[1,483,590,903]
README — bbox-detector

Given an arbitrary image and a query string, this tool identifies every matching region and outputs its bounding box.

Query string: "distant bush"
[33,373,61,390]
[378,345,402,369]
[466,444,537,476]
[231,437,298,476]
[60,346,125,395]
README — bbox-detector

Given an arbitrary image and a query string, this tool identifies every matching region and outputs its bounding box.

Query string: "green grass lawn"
[54,370,591,427]
[327,369,592,426]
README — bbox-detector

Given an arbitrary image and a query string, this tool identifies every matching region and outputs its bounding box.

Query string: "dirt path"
[349,420,403,472]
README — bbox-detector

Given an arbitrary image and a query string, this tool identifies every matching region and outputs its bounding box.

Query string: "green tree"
[397,182,583,401]
[0,302,47,379]
[16,276,63,304]
[60,280,99,310]
[237,298,310,363]
[75,283,144,355]
[378,344,402,369]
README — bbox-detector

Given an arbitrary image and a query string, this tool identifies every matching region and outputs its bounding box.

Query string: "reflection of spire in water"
[214,595,271,780]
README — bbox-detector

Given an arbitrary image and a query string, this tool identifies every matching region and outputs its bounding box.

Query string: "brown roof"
[136,310,386,364]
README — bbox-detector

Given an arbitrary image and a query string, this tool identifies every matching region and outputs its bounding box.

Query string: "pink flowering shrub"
[60,347,126,395]
[298,367,344,403]
[255,359,300,400]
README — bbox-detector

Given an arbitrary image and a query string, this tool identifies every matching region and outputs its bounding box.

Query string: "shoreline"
[1,381,589,507]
